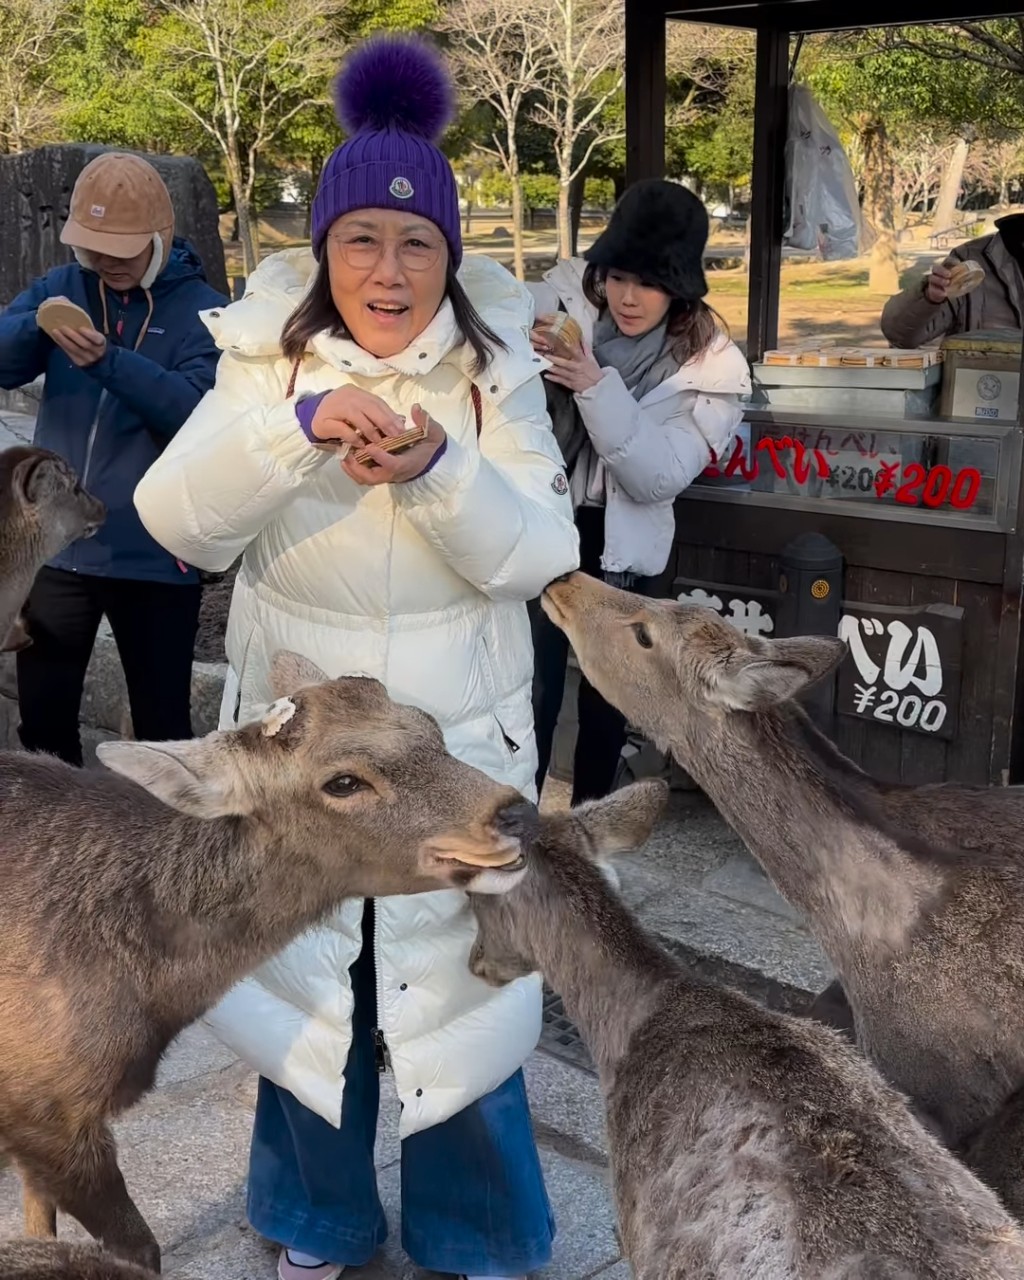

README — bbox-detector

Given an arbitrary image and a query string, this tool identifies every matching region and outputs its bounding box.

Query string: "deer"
[538,570,1024,1222]
[0,447,105,651]
[0,1240,155,1280]
[0,651,535,1273]
[469,778,1024,1278]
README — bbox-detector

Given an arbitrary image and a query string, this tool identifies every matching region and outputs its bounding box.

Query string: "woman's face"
[325,209,449,358]
[604,269,672,338]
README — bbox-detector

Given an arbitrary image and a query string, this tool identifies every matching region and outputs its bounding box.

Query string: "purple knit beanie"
[312,34,462,267]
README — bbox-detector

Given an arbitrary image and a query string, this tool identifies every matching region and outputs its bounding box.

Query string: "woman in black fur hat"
[529,178,751,804]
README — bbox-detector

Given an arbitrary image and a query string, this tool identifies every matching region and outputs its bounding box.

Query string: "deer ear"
[573,780,669,860]
[11,456,47,512]
[714,635,847,710]
[96,737,253,818]
[269,650,329,700]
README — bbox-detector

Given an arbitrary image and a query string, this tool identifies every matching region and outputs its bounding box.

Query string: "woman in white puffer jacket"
[527,179,751,807]
[133,34,577,1280]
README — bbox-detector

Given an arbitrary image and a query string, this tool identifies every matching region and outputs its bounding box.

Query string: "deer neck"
[140,817,343,1021]
[0,545,36,641]
[514,853,679,1083]
[667,706,945,956]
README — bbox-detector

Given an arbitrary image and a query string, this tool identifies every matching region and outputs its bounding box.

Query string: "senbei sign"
[836,603,964,741]
[702,431,986,513]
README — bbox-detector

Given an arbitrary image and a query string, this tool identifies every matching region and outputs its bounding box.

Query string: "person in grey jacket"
[527,179,750,803]
[880,213,1024,349]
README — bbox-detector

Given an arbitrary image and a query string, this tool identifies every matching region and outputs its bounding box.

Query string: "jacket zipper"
[81,390,108,492]
[370,903,391,1074]
[496,719,520,756]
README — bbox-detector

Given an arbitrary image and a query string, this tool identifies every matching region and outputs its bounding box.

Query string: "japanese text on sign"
[703,433,982,511]
[836,604,963,741]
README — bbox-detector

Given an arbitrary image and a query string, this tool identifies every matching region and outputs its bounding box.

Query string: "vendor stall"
[622,0,1024,785]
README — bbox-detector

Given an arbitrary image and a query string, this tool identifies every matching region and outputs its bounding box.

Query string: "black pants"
[16,566,202,767]
[531,506,656,805]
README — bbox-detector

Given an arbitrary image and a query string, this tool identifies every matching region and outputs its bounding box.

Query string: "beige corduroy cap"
[60,153,174,260]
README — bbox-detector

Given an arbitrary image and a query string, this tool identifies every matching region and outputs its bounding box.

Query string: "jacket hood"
[201,248,539,393]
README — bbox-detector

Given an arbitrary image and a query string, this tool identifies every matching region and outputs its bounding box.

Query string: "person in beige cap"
[0,150,227,766]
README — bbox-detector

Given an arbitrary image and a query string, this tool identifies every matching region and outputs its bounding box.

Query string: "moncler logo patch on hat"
[90,205,106,217]
[389,176,414,199]
[552,472,568,496]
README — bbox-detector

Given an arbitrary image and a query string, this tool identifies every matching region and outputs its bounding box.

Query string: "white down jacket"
[529,258,751,577]
[134,248,579,1136]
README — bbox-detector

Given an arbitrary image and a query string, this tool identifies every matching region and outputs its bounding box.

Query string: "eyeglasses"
[327,232,443,273]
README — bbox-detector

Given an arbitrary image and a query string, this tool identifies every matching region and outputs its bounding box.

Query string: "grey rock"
[0,144,228,305]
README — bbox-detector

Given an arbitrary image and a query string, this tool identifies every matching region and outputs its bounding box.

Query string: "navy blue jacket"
[0,239,227,583]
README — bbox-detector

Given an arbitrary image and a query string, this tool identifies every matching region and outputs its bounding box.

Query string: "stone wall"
[0,622,228,765]
[0,144,228,304]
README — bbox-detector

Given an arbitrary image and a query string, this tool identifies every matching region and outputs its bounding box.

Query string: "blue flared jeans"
[246,903,555,1276]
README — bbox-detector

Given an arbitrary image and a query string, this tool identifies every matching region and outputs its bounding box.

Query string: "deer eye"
[323,774,365,798]
[633,623,653,649]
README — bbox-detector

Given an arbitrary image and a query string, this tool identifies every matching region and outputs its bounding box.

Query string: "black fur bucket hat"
[584,179,709,302]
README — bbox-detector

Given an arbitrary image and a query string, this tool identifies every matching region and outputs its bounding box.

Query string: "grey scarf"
[591,310,678,400]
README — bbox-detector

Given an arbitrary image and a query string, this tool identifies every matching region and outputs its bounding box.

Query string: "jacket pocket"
[495,717,520,760]
[478,633,498,704]
[229,620,260,725]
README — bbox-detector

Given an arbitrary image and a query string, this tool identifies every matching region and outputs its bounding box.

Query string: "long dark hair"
[281,258,506,375]
[581,263,727,367]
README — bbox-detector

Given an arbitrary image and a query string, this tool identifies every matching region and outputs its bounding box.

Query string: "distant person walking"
[881,213,1024,348]
[0,152,226,765]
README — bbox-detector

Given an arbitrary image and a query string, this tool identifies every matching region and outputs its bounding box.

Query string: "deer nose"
[493,799,539,845]
[547,572,573,587]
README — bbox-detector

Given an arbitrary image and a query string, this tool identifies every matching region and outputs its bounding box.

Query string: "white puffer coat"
[529,258,751,577]
[134,248,579,1136]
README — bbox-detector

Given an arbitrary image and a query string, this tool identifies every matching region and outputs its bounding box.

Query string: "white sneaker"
[278,1249,344,1280]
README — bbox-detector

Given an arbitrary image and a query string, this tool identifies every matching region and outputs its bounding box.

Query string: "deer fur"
[0,1240,154,1279]
[0,447,105,650]
[541,570,1024,1220]
[470,779,1024,1278]
[0,651,534,1272]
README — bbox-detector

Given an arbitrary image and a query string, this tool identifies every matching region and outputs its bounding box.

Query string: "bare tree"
[664,22,752,131]
[966,131,1024,206]
[531,0,625,258]
[143,0,345,274]
[441,0,551,280]
[0,0,73,154]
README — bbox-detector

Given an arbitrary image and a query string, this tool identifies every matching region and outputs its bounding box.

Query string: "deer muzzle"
[424,800,537,870]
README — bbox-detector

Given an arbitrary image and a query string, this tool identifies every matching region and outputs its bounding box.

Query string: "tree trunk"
[510,175,526,281]
[861,119,900,296]
[557,177,571,260]
[569,171,585,256]
[932,135,971,231]
[304,153,324,241]
[234,191,260,276]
